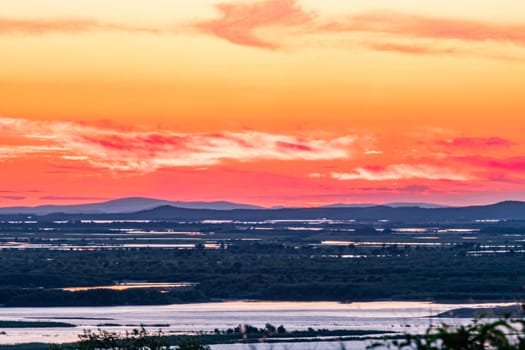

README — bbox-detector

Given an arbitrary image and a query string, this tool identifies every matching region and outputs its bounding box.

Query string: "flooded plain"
[0,301,513,345]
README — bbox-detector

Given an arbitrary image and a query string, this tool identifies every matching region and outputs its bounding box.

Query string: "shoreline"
[0,329,401,349]
[0,298,521,309]
[0,300,521,347]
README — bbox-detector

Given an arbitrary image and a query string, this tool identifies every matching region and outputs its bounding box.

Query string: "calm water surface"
[0,301,511,346]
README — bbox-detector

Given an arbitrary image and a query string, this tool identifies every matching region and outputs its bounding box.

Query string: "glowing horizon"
[1,0,524,207]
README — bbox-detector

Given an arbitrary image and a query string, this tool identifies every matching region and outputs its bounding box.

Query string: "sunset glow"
[1,0,524,207]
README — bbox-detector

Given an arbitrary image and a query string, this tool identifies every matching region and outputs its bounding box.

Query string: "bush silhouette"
[369,313,525,350]
[176,337,211,350]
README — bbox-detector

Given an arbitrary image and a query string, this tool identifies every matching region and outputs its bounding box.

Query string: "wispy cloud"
[0,195,25,201]
[0,190,41,193]
[329,12,525,46]
[0,145,68,159]
[364,149,383,155]
[456,156,525,173]
[0,18,161,35]
[438,137,514,148]
[361,41,459,56]
[0,117,358,172]
[193,0,525,59]
[39,196,109,201]
[3,2,525,61]
[331,164,470,181]
[195,0,313,49]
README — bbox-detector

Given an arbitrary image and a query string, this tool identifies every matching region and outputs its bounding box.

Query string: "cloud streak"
[457,156,525,173]
[438,137,514,148]
[361,41,459,56]
[194,0,525,59]
[39,196,109,201]
[0,195,25,201]
[195,0,313,49]
[3,2,525,60]
[0,117,358,172]
[331,164,470,182]
[0,18,162,35]
[331,12,525,46]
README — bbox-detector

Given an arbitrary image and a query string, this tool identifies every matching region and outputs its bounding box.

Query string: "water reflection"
[0,301,512,345]
[60,282,196,292]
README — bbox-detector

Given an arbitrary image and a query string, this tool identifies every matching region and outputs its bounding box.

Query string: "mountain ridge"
[0,197,455,215]
[17,200,525,223]
[1,198,524,223]
[0,197,263,214]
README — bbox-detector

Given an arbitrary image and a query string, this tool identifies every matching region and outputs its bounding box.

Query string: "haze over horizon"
[1,0,524,207]
[0,195,523,212]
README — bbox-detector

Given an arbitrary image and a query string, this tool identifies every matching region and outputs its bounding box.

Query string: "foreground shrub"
[53,327,209,350]
[369,317,525,350]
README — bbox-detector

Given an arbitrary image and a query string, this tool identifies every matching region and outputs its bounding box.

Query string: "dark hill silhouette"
[33,200,525,223]
[0,197,262,214]
[322,202,448,209]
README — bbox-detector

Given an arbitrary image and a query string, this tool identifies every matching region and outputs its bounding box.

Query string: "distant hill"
[0,197,263,215]
[0,198,449,215]
[321,203,378,208]
[385,202,449,209]
[436,304,525,318]
[29,200,525,223]
[322,202,448,209]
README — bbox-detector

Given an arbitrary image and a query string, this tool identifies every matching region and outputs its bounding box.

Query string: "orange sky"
[1,0,524,207]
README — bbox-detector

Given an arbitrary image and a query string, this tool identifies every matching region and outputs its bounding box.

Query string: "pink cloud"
[276,141,313,152]
[317,185,433,194]
[323,12,525,59]
[3,4,525,61]
[0,190,41,193]
[331,164,471,181]
[195,0,313,49]
[39,196,109,201]
[0,18,161,35]
[193,1,525,60]
[438,137,514,148]
[363,41,459,56]
[0,195,25,200]
[442,155,525,185]
[457,156,525,173]
[323,12,525,46]
[0,117,359,172]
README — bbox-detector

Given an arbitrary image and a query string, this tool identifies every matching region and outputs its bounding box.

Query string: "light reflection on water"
[320,241,449,247]
[0,243,200,250]
[467,250,525,256]
[210,340,372,350]
[0,301,512,345]
[60,282,196,292]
